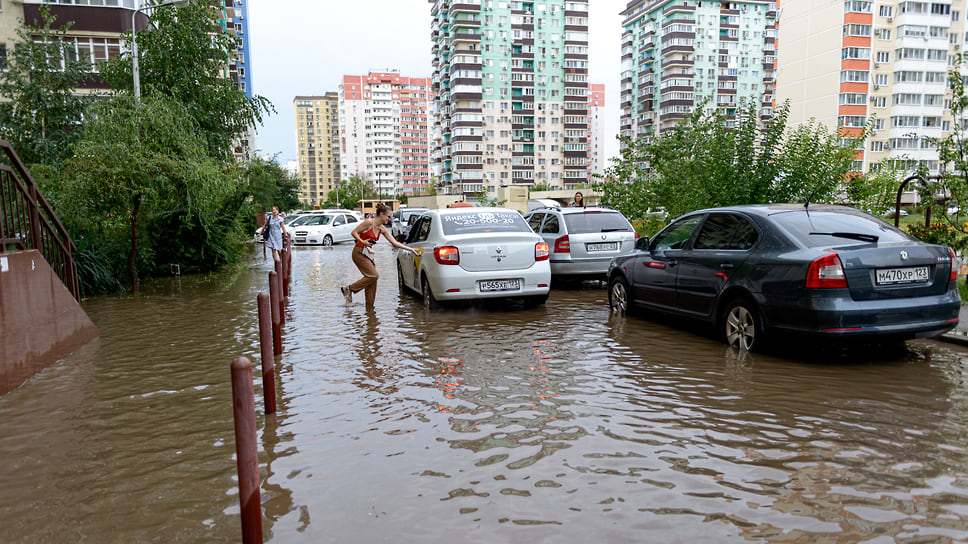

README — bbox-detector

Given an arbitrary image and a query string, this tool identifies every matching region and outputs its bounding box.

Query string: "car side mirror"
[635,236,650,251]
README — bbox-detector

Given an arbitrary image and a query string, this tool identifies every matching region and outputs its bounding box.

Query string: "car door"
[632,215,703,311]
[337,214,359,243]
[675,213,758,319]
[401,215,433,289]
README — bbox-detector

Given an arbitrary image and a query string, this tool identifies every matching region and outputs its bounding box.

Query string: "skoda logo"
[900,251,909,261]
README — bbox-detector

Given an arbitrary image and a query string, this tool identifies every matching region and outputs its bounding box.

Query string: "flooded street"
[3,243,968,542]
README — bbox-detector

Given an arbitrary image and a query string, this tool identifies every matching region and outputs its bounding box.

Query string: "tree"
[322,174,372,210]
[100,2,273,159]
[243,155,301,218]
[600,100,867,220]
[62,95,237,293]
[0,5,91,166]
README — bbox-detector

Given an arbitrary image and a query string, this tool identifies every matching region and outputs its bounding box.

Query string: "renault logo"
[496,247,503,254]
[900,251,909,261]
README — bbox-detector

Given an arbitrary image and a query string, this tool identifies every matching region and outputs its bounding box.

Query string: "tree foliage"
[0,5,91,166]
[100,2,273,159]
[322,174,372,210]
[599,100,867,223]
[59,95,243,292]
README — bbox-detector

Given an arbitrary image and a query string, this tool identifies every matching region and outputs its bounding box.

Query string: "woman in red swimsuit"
[341,204,417,309]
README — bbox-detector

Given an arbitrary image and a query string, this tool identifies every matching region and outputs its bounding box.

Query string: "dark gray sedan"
[607,204,961,351]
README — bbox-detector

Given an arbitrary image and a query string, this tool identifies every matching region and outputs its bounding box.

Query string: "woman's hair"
[376,204,392,216]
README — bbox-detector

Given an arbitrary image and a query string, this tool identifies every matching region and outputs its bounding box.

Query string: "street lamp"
[132,0,191,100]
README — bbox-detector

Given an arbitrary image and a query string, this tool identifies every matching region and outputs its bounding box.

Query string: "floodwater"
[3,243,968,543]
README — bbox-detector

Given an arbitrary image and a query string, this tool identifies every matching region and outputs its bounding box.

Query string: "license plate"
[479,279,520,292]
[587,242,618,252]
[875,266,929,285]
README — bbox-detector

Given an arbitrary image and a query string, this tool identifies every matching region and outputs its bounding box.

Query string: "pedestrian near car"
[265,206,288,263]
[570,192,585,207]
[341,204,417,309]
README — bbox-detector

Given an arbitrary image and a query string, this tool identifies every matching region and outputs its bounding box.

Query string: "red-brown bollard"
[273,260,285,326]
[230,357,263,544]
[268,271,282,355]
[257,292,277,415]
[281,248,290,298]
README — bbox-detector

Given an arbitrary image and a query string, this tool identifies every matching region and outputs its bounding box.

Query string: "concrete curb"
[939,332,968,347]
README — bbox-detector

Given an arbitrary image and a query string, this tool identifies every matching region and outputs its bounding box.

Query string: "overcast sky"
[247,0,627,164]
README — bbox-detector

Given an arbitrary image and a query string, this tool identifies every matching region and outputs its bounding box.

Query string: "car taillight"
[554,235,570,253]
[806,253,847,288]
[535,242,550,261]
[434,246,460,265]
[950,247,959,282]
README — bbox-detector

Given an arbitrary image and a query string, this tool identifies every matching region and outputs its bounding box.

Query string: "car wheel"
[422,276,439,310]
[608,276,630,314]
[722,299,760,352]
[397,262,407,293]
[322,234,333,246]
[525,294,548,307]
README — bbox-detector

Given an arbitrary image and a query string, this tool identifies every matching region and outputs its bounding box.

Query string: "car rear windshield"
[441,210,532,235]
[769,209,915,247]
[563,211,633,234]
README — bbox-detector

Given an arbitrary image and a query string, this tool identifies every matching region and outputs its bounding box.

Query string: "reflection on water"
[2,244,968,542]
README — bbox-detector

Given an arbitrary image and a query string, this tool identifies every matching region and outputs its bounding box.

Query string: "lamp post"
[132,0,191,100]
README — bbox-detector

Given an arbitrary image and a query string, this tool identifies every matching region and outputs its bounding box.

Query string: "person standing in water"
[265,206,288,262]
[341,204,417,309]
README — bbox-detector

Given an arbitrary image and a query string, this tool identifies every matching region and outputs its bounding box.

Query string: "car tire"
[397,262,407,293]
[525,294,549,307]
[322,234,333,246]
[722,298,761,352]
[422,276,439,310]
[608,276,630,314]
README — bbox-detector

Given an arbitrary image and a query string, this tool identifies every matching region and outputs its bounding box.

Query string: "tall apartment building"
[229,0,252,98]
[776,0,963,175]
[619,0,777,139]
[587,82,605,176]
[339,71,432,197]
[428,0,591,197]
[294,94,341,207]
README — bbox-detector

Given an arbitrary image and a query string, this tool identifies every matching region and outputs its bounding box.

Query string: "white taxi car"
[291,211,360,246]
[396,207,551,309]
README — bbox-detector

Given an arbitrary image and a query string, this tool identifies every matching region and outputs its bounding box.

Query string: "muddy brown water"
[2,243,968,542]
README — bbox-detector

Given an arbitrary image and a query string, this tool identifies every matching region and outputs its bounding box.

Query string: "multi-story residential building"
[339,71,432,197]
[294,94,341,207]
[229,0,252,98]
[776,0,963,176]
[620,0,777,140]
[428,0,591,197]
[587,82,605,176]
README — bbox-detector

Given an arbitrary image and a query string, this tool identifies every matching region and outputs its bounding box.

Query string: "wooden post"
[257,293,276,415]
[230,357,263,544]
[268,271,282,355]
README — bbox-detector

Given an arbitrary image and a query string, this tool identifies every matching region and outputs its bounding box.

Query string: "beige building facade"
[293,93,341,207]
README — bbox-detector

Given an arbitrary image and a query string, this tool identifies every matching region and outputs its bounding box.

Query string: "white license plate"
[587,242,618,252]
[875,266,929,285]
[479,279,520,292]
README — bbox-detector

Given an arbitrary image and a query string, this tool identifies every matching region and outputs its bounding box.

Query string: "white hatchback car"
[396,207,552,309]
[291,211,361,246]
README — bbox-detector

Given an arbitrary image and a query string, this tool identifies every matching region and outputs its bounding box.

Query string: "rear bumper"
[426,264,551,301]
[548,256,614,278]
[762,289,961,340]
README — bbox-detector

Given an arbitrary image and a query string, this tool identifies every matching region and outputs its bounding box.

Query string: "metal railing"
[0,140,80,300]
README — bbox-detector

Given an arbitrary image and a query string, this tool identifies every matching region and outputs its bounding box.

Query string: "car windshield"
[563,211,633,234]
[770,209,915,247]
[441,210,531,235]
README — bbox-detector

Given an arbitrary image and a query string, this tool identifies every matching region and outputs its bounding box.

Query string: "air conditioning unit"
[873,84,880,90]
[873,62,880,68]
[887,17,893,22]
[870,95,877,101]
[883,144,891,150]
